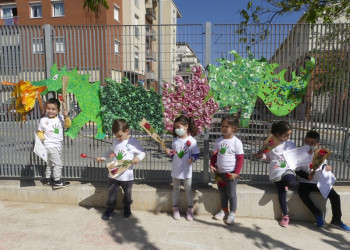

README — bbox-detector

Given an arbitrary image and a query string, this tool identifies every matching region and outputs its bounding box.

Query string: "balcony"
[146,50,156,62]
[146,8,156,20]
[0,16,19,25]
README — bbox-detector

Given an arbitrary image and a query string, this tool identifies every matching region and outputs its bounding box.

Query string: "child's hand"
[63,110,69,117]
[325,165,332,172]
[308,174,314,180]
[210,165,217,173]
[187,158,193,164]
[226,173,238,181]
[131,157,140,164]
[96,157,105,162]
[165,148,175,156]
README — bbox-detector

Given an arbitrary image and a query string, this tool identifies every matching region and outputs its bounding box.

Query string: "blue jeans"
[218,174,239,212]
[275,174,297,215]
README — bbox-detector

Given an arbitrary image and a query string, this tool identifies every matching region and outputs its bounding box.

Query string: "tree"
[240,0,350,24]
[83,0,109,13]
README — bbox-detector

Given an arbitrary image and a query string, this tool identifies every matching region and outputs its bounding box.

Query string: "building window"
[30,3,42,18]
[114,39,120,55]
[52,1,64,17]
[134,15,139,38]
[54,37,66,53]
[114,5,119,21]
[135,51,139,70]
[1,5,17,18]
[32,38,43,54]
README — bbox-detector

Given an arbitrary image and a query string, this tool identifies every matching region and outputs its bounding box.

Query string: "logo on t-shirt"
[116,150,126,160]
[176,146,187,159]
[52,124,60,134]
[219,143,228,154]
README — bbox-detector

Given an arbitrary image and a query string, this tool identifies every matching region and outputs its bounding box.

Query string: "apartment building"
[0,0,181,91]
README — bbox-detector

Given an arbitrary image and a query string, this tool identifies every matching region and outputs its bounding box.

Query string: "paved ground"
[0,201,349,250]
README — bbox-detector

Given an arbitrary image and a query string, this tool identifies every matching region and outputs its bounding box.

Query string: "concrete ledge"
[0,180,349,222]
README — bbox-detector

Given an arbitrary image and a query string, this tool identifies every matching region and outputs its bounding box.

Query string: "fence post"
[43,24,54,80]
[203,22,212,184]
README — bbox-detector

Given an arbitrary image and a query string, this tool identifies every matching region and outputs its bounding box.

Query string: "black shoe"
[124,205,132,218]
[102,208,114,220]
[42,178,52,186]
[52,179,70,189]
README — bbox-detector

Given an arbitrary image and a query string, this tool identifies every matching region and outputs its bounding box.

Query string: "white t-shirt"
[38,115,65,148]
[171,136,200,179]
[213,136,244,173]
[104,137,145,181]
[296,148,327,184]
[266,140,296,181]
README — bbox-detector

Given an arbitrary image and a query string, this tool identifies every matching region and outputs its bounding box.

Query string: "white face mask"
[306,145,316,151]
[175,128,186,136]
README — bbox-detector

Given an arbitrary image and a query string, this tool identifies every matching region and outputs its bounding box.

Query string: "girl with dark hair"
[210,115,244,225]
[257,120,296,227]
[165,115,200,221]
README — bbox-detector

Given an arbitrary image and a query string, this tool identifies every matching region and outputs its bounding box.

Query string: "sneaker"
[315,214,325,227]
[124,205,132,218]
[102,208,114,220]
[173,206,180,220]
[226,212,236,225]
[213,210,229,220]
[330,221,350,232]
[280,215,289,227]
[41,178,52,186]
[186,207,193,221]
[52,179,70,189]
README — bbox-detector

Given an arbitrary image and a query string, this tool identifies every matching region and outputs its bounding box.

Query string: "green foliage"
[83,0,109,13]
[100,78,164,136]
[241,1,350,24]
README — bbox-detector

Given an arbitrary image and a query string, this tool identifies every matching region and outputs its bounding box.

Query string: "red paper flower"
[319,149,327,156]
[81,153,87,158]
[309,163,313,169]
[218,180,227,187]
[186,140,191,147]
[111,168,118,174]
[263,149,270,153]
[225,173,232,179]
[268,139,274,146]
[58,94,63,101]
[144,123,151,130]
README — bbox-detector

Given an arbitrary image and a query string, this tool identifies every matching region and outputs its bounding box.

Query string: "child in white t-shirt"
[97,119,145,220]
[210,115,244,225]
[38,98,71,189]
[165,115,200,221]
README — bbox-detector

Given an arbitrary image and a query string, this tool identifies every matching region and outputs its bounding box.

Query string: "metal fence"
[0,23,349,183]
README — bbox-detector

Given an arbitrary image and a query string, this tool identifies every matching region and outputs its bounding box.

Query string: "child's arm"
[295,169,314,180]
[37,130,45,141]
[210,150,218,172]
[131,138,146,164]
[226,154,244,180]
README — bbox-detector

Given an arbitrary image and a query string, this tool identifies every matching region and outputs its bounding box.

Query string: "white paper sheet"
[34,134,48,162]
[282,146,311,170]
[317,170,336,199]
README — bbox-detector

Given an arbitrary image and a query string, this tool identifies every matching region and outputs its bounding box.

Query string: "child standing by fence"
[210,115,244,225]
[165,115,200,221]
[295,131,350,231]
[256,121,297,227]
[97,119,145,220]
[38,98,71,189]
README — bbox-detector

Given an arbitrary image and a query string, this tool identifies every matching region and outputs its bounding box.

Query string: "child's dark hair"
[221,115,239,132]
[305,130,320,142]
[46,98,60,110]
[271,121,292,136]
[112,119,129,133]
[173,115,197,137]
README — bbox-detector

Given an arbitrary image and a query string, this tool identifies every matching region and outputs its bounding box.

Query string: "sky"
[173,0,304,24]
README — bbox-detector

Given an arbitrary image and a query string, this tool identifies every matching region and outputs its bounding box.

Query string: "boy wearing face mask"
[295,131,350,231]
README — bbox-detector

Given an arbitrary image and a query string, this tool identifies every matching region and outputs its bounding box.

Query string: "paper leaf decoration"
[207,51,268,127]
[100,78,164,136]
[162,65,219,134]
[257,57,315,116]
